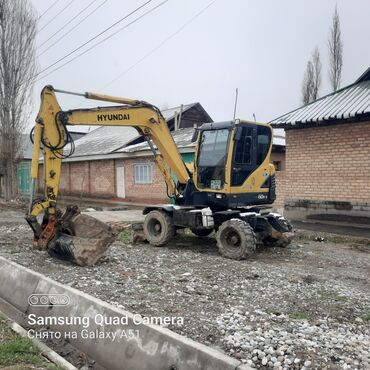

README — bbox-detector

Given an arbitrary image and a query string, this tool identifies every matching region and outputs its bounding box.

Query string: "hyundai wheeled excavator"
[26,86,293,266]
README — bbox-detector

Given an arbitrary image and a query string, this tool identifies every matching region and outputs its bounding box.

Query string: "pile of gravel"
[217,307,370,369]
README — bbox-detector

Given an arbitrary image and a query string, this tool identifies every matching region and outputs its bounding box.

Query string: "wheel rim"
[147,218,162,237]
[222,227,241,248]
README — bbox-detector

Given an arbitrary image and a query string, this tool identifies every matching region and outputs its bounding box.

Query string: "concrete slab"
[0,257,252,370]
[82,210,145,223]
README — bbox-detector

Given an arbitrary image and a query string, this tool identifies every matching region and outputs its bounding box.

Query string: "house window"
[134,164,152,184]
[273,161,282,171]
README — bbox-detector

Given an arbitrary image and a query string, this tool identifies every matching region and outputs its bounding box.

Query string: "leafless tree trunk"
[328,5,343,91]
[312,47,321,100]
[0,0,37,199]
[301,47,322,105]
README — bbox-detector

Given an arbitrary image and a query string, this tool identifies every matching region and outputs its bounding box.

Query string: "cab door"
[231,124,257,186]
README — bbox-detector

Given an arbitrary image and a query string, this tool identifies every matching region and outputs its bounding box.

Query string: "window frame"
[133,163,153,184]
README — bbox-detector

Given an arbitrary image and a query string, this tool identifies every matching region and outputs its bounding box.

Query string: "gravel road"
[0,204,369,369]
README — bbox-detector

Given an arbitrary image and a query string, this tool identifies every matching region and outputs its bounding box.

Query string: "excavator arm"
[29,86,190,214]
[26,85,190,265]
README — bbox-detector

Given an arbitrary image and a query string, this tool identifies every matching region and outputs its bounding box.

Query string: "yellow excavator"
[26,86,293,266]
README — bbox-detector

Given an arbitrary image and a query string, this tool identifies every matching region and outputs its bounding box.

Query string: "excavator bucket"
[30,206,120,267]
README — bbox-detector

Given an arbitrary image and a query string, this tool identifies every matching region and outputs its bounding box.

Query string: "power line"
[36,0,155,77]
[38,0,61,20]
[36,0,169,82]
[37,0,108,58]
[38,0,99,50]
[101,0,217,90]
[38,0,77,33]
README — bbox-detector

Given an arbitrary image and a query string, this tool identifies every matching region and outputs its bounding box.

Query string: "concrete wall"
[284,121,370,220]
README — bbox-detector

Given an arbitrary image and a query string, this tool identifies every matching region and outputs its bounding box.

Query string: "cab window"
[234,127,252,164]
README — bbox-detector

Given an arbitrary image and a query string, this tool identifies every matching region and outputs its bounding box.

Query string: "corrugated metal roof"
[64,103,197,157]
[118,127,195,153]
[161,103,196,121]
[65,126,139,157]
[271,78,370,128]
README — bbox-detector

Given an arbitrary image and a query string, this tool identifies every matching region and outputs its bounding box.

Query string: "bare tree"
[0,0,37,199]
[302,60,314,105]
[312,47,321,100]
[328,5,343,91]
[301,47,322,105]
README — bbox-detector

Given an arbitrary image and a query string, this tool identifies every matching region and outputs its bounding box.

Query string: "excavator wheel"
[216,219,256,260]
[143,210,175,247]
[191,228,213,237]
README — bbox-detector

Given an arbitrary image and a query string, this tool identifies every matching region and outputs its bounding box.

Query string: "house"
[270,67,370,222]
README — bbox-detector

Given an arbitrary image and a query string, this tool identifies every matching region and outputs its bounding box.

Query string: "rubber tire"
[143,210,175,247]
[191,228,213,237]
[216,219,256,260]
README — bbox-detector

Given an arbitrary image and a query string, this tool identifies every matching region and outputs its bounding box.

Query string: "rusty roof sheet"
[271,78,370,128]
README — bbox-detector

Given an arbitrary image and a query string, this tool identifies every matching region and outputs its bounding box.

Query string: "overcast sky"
[29,0,370,131]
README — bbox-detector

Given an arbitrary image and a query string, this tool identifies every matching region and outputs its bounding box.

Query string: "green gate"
[17,161,32,195]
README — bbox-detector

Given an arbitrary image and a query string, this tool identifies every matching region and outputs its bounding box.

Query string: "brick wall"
[90,160,115,197]
[59,163,70,193]
[286,122,370,202]
[273,170,286,213]
[284,121,370,219]
[115,157,168,202]
[70,162,89,195]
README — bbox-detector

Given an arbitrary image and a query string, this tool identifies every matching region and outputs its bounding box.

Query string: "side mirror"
[191,129,199,143]
[234,126,242,141]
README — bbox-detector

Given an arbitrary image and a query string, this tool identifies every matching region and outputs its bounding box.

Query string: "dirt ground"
[0,202,369,370]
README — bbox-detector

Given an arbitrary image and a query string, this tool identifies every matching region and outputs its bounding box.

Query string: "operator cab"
[189,120,275,209]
